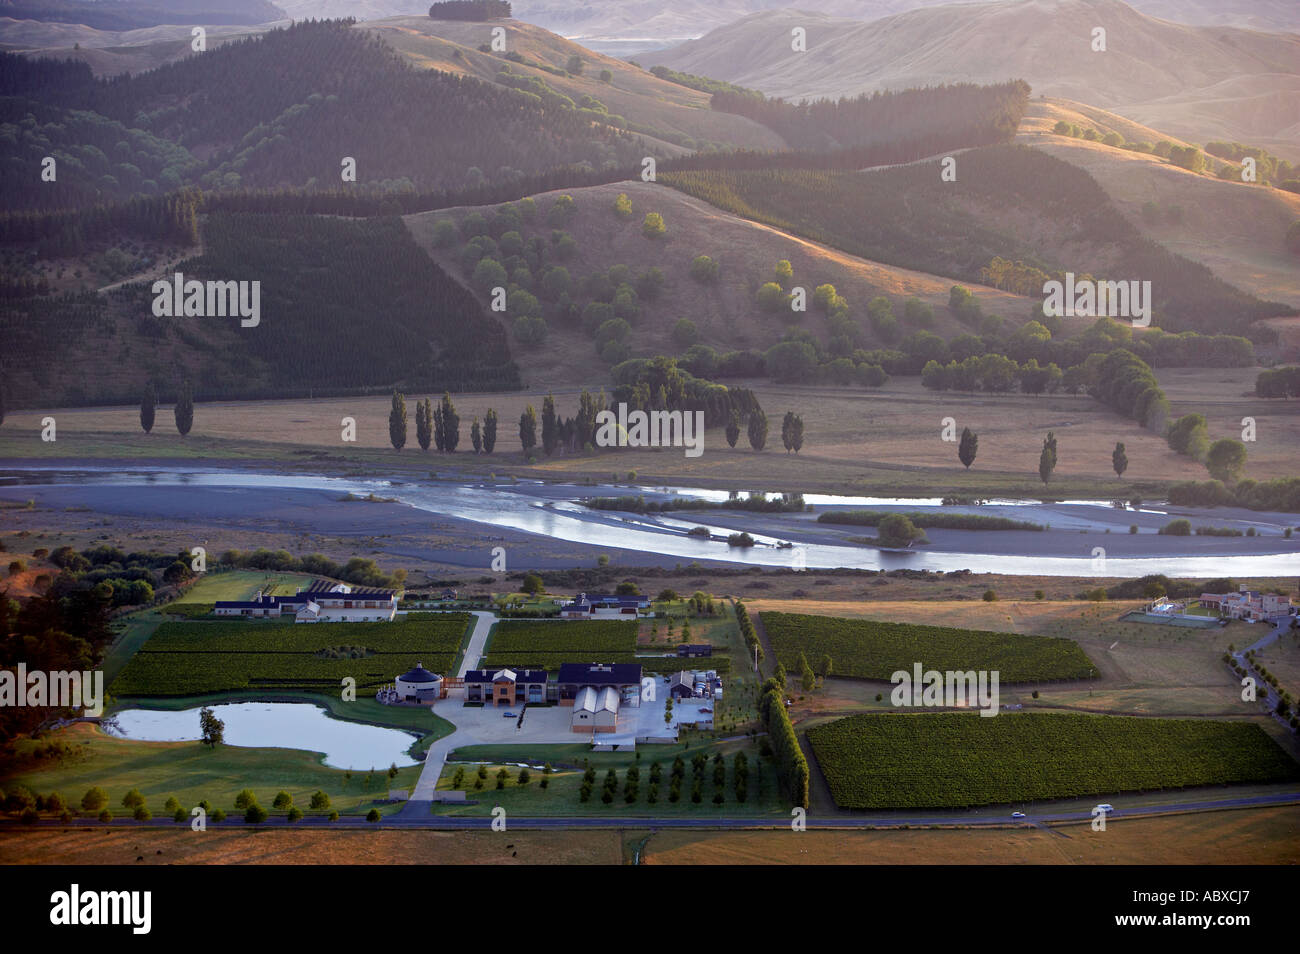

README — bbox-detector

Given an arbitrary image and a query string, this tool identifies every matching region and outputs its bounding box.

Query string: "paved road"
[15,791,1299,831]
[1231,614,1296,732]
[404,610,495,805]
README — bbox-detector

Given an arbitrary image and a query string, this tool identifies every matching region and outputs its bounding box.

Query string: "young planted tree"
[471,418,482,453]
[725,409,740,448]
[958,427,978,469]
[389,391,408,451]
[1112,441,1128,478]
[519,404,538,455]
[483,408,498,453]
[174,381,194,437]
[433,402,445,452]
[140,381,156,434]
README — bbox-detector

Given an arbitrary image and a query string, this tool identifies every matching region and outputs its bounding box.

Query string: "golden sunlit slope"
[1020,98,1300,309]
[639,0,1300,155]
[358,16,785,153]
[405,180,1032,390]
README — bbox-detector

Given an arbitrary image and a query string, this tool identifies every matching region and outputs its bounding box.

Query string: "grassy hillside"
[0,19,650,210]
[0,213,520,406]
[1019,99,1300,311]
[362,15,784,153]
[639,0,1300,154]
[661,145,1289,335]
[404,180,1034,389]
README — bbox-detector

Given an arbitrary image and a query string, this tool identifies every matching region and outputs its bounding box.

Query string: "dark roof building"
[677,644,713,657]
[557,662,643,707]
[557,662,643,686]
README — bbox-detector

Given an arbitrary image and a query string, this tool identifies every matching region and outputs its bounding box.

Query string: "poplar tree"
[389,391,407,451]
[483,408,498,453]
[416,398,432,451]
[440,392,459,452]
[541,393,558,455]
[519,404,537,455]
[140,381,156,434]
[747,408,767,451]
[1039,431,1057,484]
[174,381,194,437]
[725,409,740,448]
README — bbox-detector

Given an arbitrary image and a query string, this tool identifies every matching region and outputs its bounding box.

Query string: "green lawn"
[3,723,419,817]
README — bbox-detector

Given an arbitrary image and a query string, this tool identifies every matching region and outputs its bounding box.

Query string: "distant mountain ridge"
[637,0,1300,153]
[506,0,1300,40]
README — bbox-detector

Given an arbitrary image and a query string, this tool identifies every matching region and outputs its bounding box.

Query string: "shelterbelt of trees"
[712,80,1030,154]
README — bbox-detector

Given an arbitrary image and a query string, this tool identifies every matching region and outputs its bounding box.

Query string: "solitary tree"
[389,391,407,451]
[1112,441,1128,478]
[484,408,498,453]
[174,381,194,437]
[725,409,740,448]
[748,408,768,451]
[1205,438,1247,483]
[199,706,224,748]
[519,404,538,455]
[1038,431,1057,484]
[958,427,978,469]
[140,381,156,434]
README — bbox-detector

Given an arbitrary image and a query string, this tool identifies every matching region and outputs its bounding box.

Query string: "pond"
[109,702,421,770]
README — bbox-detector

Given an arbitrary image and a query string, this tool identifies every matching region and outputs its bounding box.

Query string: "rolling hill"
[0,17,279,75]
[1018,98,1300,309]
[360,15,785,152]
[638,0,1300,156]
[0,19,657,210]
[504,0,1300,43]
[404,178,1038,390]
